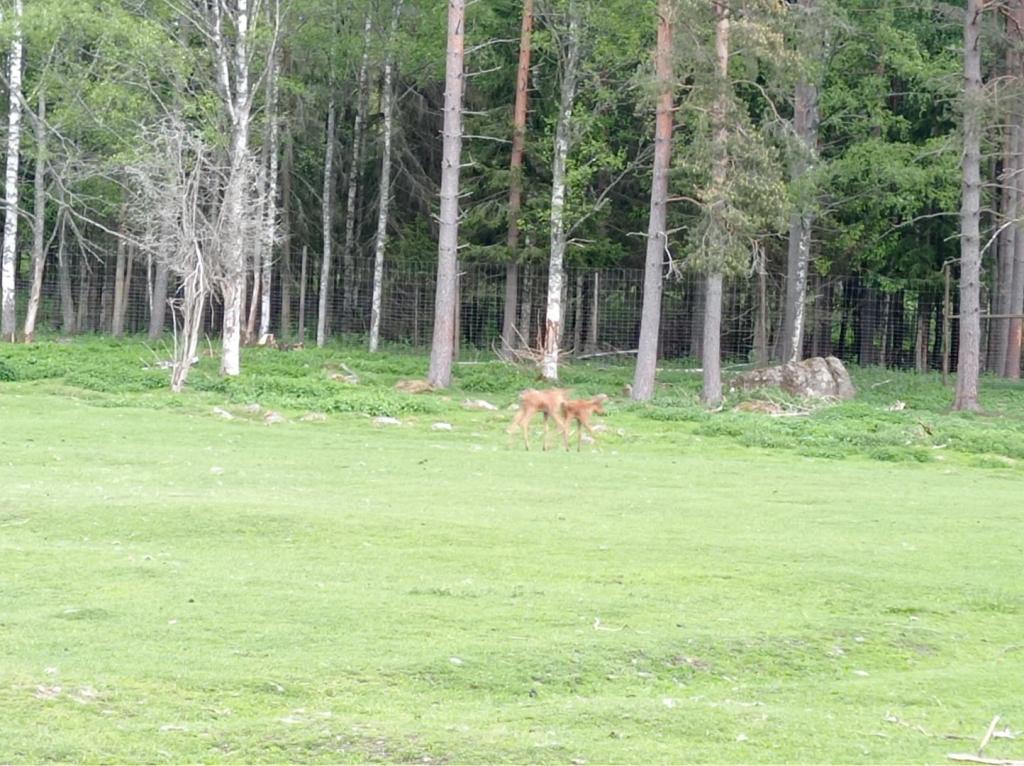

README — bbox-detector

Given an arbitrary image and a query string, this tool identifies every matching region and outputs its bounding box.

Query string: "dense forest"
[0,0,1017,408]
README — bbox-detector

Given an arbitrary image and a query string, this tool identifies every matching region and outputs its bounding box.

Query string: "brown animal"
[507,388,571,451]
[562,394,608,451]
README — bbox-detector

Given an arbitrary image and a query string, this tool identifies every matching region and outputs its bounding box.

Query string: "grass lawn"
[1,340,1023,763]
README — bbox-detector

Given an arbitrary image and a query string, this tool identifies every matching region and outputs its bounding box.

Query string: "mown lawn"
[1,339,1023,763]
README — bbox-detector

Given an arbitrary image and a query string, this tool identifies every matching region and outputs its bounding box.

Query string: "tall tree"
[259,8,281,346]
[1,0,24,342]
[1004,0,1024,379]
[779,0,821,364]
[427,0,466,388]
[316,99,337,347]
[369,0,403,352]
[500,0,535,358]
[633,0,676,401]
[954,0,983,411]
[541,0,581,381]
[23,92,46,342]
[702,0,731,407]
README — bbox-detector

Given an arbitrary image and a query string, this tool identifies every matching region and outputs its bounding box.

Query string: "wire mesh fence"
[17,253,1001,373]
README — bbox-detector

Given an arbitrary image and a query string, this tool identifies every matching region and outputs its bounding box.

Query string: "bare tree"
[369,0,404,352]
[954,0,983,411]
[427,0,466,389]
[633,0,676,401]
[1,0,24,342]
[541,0,581,381]
[500,0,535,358]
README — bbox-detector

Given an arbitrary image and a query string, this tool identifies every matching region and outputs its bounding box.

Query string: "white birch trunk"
[259,41,280,344]
[427,0,466,388]
[316,99,337,347]
[369,1,403,352]
[112,233,128,337]
[1,0,25,341]
[24,92,46,343]
[541,1,580,381]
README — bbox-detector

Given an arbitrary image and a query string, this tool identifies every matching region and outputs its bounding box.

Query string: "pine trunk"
[369,1,403,352]
[341,13,374,331]
[57,220,75,335]
[632,0,675,400]
[954,0,983,410]
[702,0,730,406]
[298,244,308,341]
[1005,0,1024,378]
[148,261,169,340]
[427,0,466,388]
[500,0,534,357]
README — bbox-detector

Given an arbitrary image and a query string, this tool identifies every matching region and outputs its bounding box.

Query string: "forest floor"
[1,338,1023,764]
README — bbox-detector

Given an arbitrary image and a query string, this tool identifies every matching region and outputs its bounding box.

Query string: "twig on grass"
[947,756,1024,766]
[980,717,1003,755]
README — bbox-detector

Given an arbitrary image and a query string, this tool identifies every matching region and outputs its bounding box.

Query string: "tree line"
[0,0,1016,408]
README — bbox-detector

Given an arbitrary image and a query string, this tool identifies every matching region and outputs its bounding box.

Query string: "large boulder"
[730,356,855,400]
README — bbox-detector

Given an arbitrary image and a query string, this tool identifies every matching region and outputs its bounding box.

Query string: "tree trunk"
[23,92,47,343]
[573,271,584,352]
[427,0,466,388]
[341,12,374,331]
[76,254,90,332]
[500,0,534,357]
[520,266,533,348]
[245,260,260,341]
[1005,0,1024,378]
[916,298,931,373]
[632,0,675,400]
[954,0,983,411]
[779,0,820,364]
[586,271,599,354]
[316,99,337,347]
[148,261,169,340]
[215,0,255,377]
[541,0,580,381]
[279,114,293,338]
[754,266,768,366]
[57,219,75,335]
[369,0,403,352]
[1,0,24,341]
[298,244,308,340]
[702,0,730,406]
[112,234,129,338]
[259,41,281,345]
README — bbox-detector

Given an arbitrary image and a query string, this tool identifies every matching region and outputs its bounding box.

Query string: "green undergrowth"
[2,336,1024,468]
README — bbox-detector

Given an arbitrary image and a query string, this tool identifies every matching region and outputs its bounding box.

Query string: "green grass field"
[2,340,1023,764]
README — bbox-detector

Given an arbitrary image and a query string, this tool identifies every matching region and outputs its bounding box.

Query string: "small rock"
[210,466,225,475]
[299,412,327,422]
[853,669,869,677]
[34,685,61,700]
[374,416,402,426]
[329,373,359,384]
[461,398,498,411]
[212,407,233,419]
[243,403,261,414]
[736,733,749,743]
[662,698,677,708]
[431,422,453,431]
[395,379,433,394]
[449,657,463,666]
[263,411,287,425]
[887,400,906,412]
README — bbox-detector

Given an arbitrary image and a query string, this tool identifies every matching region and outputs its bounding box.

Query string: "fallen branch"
[947,756,1024,766]
[575,348,638,360]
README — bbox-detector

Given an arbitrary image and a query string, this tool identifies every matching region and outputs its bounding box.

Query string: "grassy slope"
[1,340,1023,763]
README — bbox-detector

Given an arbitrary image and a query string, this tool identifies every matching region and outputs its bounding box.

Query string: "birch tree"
[427,0,466,389]
[632,0,676,401]
[953,0,983,411]
[1,0,24,342]
[23,92,47,342]
[541,0,580,381]
[259,6,282,345]
[369,0,403,352]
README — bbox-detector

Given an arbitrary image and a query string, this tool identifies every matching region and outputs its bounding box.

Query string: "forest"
[0,0,1016,408]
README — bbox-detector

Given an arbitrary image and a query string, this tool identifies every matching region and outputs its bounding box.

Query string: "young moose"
[507,388,571,451]
[562,394,608,451]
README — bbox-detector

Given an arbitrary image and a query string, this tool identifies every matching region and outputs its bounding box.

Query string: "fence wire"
[17,255,1002,373]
